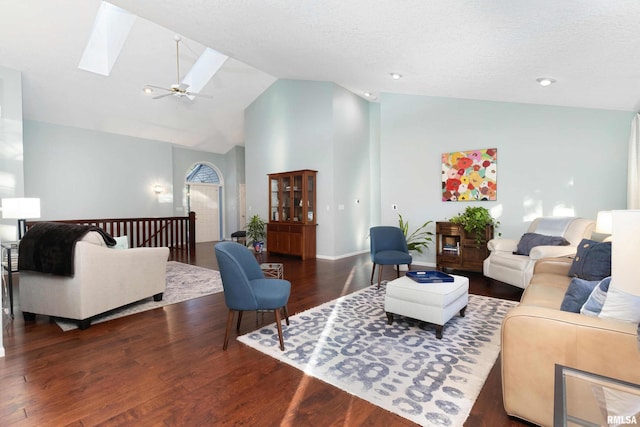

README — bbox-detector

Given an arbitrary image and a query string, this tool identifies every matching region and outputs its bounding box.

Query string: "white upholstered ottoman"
[384,274,469,339]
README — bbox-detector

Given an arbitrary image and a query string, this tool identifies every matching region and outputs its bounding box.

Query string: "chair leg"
[377,265,384,289]
[236,311,243,332]
[283,305,290,326]
[223,309,235,350]
[396,265,400,278]
[274,308,285,351]
[370,263,376,285]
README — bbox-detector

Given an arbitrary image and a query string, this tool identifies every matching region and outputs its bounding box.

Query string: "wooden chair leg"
[377,265,384,289]
[283,305,290,326]
[223,309,235,350]
[396,265,400,278]
[274,308,285,351]
[236,311,243,332]
[370,263,376,284]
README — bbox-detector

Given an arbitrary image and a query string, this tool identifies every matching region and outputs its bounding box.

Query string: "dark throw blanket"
[18,222,116,277]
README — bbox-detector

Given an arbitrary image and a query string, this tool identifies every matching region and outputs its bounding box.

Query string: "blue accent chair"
[214,241,291,350]
[370,226,412,288]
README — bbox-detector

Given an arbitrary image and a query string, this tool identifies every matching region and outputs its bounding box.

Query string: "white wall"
[0,66,24,242]
[380,93,634,265]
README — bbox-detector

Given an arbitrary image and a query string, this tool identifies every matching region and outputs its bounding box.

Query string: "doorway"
[186,162,223,242]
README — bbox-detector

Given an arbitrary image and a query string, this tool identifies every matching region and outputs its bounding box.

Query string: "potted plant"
[398,213,434,254]
[449,206,500,246]
[246,214,266,252]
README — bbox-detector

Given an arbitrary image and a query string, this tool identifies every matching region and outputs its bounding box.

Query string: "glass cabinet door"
[270,178,280,221]
[282,176,291,221]
[293,174,303,223]
[307,174,314,223]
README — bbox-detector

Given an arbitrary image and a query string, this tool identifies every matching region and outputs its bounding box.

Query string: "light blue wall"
[380,93,634,266]
[0,66,24,241]
[245,79,371,258]
[24,121,175,220]
[22,120,242,238]
[245,79,335,255]
[332,85,370,256]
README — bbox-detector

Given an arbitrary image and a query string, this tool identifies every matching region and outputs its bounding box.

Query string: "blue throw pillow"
[514,232,571,256]
[560,277,600,313]
[568,239,612,281]
[580,277,611,317]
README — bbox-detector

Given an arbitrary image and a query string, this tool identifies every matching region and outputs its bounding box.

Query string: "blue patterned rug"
[55,262,222,331]
[238,282,517,426]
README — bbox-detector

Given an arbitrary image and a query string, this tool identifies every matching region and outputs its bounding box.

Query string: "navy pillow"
[514,232,570,256]
[568,239,612,281]
[560,277,600,313]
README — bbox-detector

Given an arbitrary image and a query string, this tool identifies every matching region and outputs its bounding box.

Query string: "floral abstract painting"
[442,148,497,201]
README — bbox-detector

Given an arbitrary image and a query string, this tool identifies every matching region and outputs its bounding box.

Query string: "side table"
[1,241,19,318]
[260,263,284,279]
[554,364,640,426]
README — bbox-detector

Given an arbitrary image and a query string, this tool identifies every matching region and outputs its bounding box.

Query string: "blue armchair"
[214,241,291,350]
[370,226,412,288]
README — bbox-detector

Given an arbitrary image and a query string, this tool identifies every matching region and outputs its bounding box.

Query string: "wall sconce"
[153,185,164,194]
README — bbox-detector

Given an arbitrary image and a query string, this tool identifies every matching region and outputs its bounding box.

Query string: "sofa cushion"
[560,277,599,313]
[514,233,570,256]
[598,286,640,323]
[568,239,611,281]
[111,235,129,250]
[580,277,611,317]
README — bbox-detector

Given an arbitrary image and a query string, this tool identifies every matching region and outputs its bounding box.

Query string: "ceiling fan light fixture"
[536,77,556,87]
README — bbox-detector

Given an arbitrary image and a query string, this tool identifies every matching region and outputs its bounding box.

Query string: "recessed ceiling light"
[536,77,556,87]
[143,86,154,94]
[363,91,378,101]
[390,72,402,80]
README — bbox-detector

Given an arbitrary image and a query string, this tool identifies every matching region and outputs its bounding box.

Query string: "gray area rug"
[56,261,222,331]
[238,282,517,427]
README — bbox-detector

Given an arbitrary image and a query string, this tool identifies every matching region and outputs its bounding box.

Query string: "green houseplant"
[246,214,266,252]
[398,213,434,254]
[449,206,500,246]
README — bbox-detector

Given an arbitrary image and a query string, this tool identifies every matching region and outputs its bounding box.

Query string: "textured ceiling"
[3,0,640,154]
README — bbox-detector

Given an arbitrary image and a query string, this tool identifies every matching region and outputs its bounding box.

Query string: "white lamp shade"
[1,198,41,219]
[595,211,613,234]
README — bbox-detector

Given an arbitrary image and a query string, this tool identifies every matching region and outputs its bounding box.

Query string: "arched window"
[186,163,220,184]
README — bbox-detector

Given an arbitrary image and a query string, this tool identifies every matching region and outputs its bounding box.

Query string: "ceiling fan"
[144,35,212,100]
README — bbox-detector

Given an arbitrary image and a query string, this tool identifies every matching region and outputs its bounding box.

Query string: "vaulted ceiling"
[2,1,640,154]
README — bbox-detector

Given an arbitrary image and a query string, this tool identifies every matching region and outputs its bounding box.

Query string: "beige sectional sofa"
[501,257,640,426]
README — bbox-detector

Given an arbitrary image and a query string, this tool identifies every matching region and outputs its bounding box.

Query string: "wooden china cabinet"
[266,169,317,259]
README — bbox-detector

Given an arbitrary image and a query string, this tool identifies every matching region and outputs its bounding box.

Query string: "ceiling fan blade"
[152,92,174,100]
[146,85,173,92]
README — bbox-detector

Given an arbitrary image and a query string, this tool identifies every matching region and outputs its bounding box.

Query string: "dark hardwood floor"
[1,243,533,426]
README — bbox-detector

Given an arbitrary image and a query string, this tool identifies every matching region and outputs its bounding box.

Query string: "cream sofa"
[20,231,169,329]
[501,257,640,426]
[483,217,595,289]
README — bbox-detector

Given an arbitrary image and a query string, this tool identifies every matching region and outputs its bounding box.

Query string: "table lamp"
[1,198,41,239]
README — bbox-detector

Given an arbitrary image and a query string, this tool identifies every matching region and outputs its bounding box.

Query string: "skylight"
[182,48,229,97]
[78,2,136,76]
